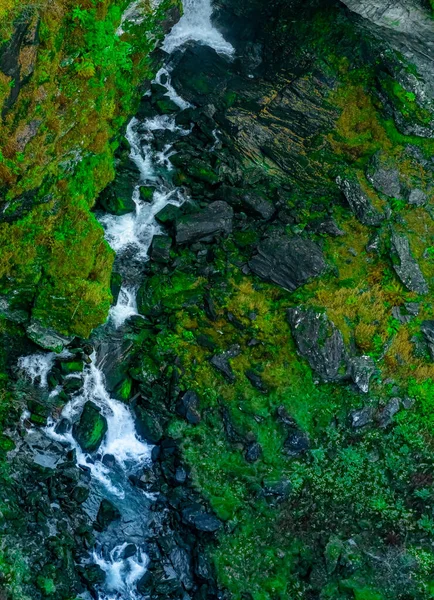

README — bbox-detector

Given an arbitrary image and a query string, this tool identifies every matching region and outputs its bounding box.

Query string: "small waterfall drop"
[163,0,234,55]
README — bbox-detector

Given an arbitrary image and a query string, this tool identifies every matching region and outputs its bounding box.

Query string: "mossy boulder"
[73,401,107,453]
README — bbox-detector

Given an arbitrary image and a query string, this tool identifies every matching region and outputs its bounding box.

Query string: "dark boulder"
[176,391,201,424]
[155,203,183,225]
[72,401,107,453]
[181,504,222,532]
[284,429,310,457]
[249,234,327,292]
[134,404,164,444]
[245,369,268,392]
[99,161,139,215]
[176,201,233,244]
[378,397,401,428]
[336,176,384,226]
[245,442,262,463]
[150,235,172,264]
[287,308,349,382]
[209,344,240,382]
[95,499,121,531]
[390,231,428,294]
[350,406,374,428]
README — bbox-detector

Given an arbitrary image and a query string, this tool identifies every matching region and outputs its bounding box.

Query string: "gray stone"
[378,397,401,427]
[249,235,327,292]
[26,319,72,352]
[408,188,427,206]
[350,406,374,428]
[175,201,233,244]
[390,231,428,294]
[287,308,349,382]
[366,153,402,199]
[349,355,377,393]
[336,176,384,226]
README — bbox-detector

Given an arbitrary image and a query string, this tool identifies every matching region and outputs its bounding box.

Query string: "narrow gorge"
[2,0,434,599]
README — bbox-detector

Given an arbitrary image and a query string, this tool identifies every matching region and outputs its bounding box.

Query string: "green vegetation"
[0,0,180,339]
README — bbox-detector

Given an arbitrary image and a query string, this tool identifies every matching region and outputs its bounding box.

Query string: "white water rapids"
[18,1,233,598]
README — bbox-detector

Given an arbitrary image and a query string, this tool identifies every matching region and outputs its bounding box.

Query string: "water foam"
[163,0,234,56]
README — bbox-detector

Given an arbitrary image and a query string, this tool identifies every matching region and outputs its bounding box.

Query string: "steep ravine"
[3,1,434,600]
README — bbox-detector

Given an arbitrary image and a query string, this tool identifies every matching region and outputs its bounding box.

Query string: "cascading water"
[18,1,233,598]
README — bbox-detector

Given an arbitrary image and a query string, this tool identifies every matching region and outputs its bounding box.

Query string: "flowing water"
[18,1,233,598]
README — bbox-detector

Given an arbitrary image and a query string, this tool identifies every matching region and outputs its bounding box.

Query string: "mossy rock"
[73,401,107,453]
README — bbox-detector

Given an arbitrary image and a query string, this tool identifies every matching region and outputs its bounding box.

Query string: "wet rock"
[245,442,262,463]
[263,479,292,503]
[287,308,349,382]
[72,401,108,453]
[181,505,222,532]
[81,564,105,586]
[349,356,377,393]
[139,185,156,202]
[390,231,428,294]
[350,406,374,429]
[366,152,402,199]
[95,499,121,531]
[134,405,164,443]
[155,203,183,225]
[209,344,240,382]
[175,201,233,244]
[150,234,172,264]
[122,544,137,559]
[336,176,384,226]
[169,546,194,590]
[99,161,139,215]
[26,319,72,352]
[72,484,90,504]
[249,234,326,292]
[176,391,201,424]
[245,369,267,392]
[378,397,401,428]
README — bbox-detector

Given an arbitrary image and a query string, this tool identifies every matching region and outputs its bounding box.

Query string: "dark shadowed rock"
[182,505,222,532]
[134,405,164,443]
[176,201,233,244]
[287,308,349,382]
[307,217,345,236]
[390,231,428,294]
[336,176,384,226]
[210,345,240,382]
[284,429,310,457]
[176,391,201,424]
[72,401,107,453]
[150,235,172,264]
[95,499,121,531]
[249,235,326,291]
[421,320,434,359]
[378,397,401,428]
[155,203,183,225]
[350,406,374,429]
[241,192,275,220]
[245,369,267,392]
[245,442,262,462]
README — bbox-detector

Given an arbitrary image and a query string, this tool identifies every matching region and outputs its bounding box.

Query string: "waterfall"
[18,1,234,597]
[163,0,234,55]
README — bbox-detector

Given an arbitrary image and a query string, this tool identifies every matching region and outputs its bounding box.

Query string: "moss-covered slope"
[0,0,180,347]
